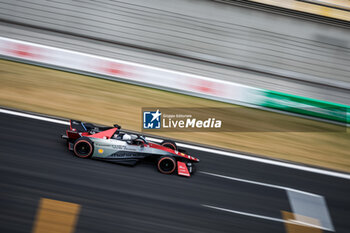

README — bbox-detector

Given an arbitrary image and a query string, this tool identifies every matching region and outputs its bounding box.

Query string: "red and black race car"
[61,120,199,177]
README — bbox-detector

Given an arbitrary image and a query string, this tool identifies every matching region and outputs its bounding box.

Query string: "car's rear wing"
[70,120,88,132]
[61,120,88,142]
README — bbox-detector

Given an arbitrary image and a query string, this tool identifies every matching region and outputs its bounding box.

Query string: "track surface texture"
[0,112,349,233]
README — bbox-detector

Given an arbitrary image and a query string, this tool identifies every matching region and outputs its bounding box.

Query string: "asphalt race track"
[0,111,349,233]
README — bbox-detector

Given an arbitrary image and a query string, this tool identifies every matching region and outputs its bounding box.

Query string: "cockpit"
[112,132,148,146]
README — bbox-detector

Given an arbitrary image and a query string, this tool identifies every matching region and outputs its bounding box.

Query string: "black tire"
[73,138,93,158]
[161,140,177,150]
[157,156,176,174]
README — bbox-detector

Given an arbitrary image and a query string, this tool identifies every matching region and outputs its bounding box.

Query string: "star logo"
[150,109,162,122]
[143,109,162,129]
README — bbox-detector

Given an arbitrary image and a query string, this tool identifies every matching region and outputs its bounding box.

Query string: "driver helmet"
[122,134,132,141]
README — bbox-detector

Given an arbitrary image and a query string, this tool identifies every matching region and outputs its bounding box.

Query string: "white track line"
[200,171,321,197]
[202,205,330,231]
[177,143,350,180]
[1,108,349,180]
[0,109,69,125]
[201,173,334,231]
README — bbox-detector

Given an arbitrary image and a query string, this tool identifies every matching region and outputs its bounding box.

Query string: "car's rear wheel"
[161,140,177,150]
[73,138,93,158]
[157,156,176,174]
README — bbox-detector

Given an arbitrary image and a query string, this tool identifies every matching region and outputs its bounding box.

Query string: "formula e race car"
[61,120,199,177]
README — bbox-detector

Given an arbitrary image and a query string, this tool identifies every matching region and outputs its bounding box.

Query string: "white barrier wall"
[0,37,260,103]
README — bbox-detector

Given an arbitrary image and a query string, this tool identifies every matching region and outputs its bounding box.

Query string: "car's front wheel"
[157,156,176,174]
[161,140,177,150]
[73,138,93,158]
